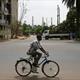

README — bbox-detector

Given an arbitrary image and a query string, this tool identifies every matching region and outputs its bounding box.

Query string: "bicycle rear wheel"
[15,59,32,77]
[42,60,60,78]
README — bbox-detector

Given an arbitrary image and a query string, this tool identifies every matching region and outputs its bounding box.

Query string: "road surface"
[0,35,80,80]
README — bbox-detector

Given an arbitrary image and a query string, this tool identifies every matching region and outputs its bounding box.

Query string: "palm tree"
[62,0,80,39]
[62,0,75,8]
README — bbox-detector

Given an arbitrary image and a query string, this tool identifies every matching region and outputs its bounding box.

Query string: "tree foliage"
[22,23,32,36]
[56,7,77,34]
[62,0,75,8]
[62,0,80,39]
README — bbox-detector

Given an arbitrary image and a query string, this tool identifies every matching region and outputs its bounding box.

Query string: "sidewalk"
[0,39,10,42]
[0,35,30,42]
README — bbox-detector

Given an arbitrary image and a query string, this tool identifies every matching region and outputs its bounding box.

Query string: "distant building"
[57,5,60,25]
[0,0,18,39]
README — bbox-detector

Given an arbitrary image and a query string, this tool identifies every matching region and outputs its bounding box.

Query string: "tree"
[56,7,77,34]
[66,7,76,33]
[62,0,80,39]
[62,0,75,8]
[33,25,43,34]
[11,21,18,39]
[49,25,56,34]
[42,26,49,33]
[22,23,32,36]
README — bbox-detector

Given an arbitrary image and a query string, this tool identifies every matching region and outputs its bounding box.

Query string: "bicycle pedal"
[31,71,39,73]
[34,65,39,67]
[31,69,39,73]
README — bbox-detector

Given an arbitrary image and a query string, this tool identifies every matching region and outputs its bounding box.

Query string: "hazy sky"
[18,0,69,26]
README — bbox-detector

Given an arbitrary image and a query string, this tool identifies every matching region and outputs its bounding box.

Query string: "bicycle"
[15,53,60,78]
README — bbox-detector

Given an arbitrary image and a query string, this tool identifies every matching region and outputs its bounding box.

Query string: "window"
[0,1,1,11]
[0,25,3,30]
[5,15,11,24]
[0,13,2,19]
[0,1,1,7]
[8,0,11,3]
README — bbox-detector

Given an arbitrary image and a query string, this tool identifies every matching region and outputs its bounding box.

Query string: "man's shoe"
[35,65,39,67]
[31,70,39,73]
[32,64,39,67]
[31,66,39,73]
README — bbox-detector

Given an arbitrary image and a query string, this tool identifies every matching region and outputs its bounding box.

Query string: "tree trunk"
[76,0,80,40]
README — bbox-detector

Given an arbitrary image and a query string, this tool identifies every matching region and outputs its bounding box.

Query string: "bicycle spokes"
[15,60,32,77]
[42,60,60,78]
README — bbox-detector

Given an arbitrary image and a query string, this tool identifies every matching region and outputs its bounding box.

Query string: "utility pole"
[57,5,60,25]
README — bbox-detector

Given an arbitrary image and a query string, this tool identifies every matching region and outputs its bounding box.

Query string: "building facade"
[0,0,18,39]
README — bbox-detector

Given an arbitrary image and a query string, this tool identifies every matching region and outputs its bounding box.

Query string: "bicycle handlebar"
[42,54,49,58]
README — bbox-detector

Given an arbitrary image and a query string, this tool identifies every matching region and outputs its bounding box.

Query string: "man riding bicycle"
[27,34,49,73]
[15,34,59,76]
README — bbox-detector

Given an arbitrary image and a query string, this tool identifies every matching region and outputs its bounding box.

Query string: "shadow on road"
[15,75,60,80]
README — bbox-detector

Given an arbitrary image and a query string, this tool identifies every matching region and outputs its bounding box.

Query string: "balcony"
[0,7,1,11]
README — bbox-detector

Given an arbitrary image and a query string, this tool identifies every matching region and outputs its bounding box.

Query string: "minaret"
[32,16,34,27]
[57,5,60,25]
[46,18,48,26]
[42,17,45,27]
[51,17,53,26]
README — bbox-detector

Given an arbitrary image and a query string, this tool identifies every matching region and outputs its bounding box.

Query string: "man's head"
[36,34,42,41]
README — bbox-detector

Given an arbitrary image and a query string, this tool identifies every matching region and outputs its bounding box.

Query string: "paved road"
[0,36,80,80]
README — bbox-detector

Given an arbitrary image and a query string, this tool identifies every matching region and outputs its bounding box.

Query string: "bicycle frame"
[27,55,48,67]
[38,56,48,66]
[15,54,60,78]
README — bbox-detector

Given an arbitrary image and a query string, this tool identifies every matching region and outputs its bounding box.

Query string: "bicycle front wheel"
[42,60,60,78]
[15,59,32,77]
